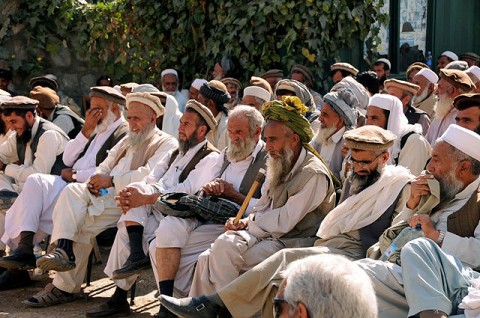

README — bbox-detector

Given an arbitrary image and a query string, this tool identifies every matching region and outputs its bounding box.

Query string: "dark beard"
[179,136,200,154]
[349,169,382,195]
[16,125,32,145]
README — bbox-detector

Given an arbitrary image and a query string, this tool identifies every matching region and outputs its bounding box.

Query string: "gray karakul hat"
[0,96,39,111]
[90,86,126,106]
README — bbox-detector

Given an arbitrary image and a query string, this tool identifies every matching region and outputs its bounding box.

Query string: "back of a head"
[283,254,377,318]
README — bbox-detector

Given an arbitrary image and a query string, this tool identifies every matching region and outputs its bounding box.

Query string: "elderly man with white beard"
[357,125,480,318]
[412,68,439,118]
[23,92,178,308]
[160,68,187,113]
[158,125,413,318]
[425,69,475,144]
[0,87,128,290]
[366,94,431,175]
[311,88,358,181]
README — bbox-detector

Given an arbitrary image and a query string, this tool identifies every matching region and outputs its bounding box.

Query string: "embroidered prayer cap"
[199,80,231,105]
[291,65,314,84]
[273,79,315,110]
[331,76,370,110]
[243,86,271,102]
[445,60,469,71]
[439,69,475,92]
[249,76,273,95]
[29,74,59,91]
[376,58,391,69]
[0,96,39,111]
[262,96,312,144]
[323,89,358,128]
[416,68,439,84]
[441,124,480,161]
[191,79,207,90]
[185,99,217,131]
[90,86,126,106]
[406,62,429,79]
[453,93,480,110]
[460,52,480,64]
[330,62,359,76]
[466,66,480,83]
[260,69,284,80]
[126,92,164,118]
[344,125,396,151]
[440,51,458,61]
[161,69,178,78]
[221,77,242,90]
[384,78,420,96]
[30,86,59,110]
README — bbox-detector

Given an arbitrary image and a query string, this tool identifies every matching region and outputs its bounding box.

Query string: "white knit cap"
[243,86,271,102]
[441,51,459,61]
[416,68,439,84]
[441,124,480,161]
[161,69,178,78]
[191,79,207,90]
[466,66,480,83]
[126,92,164,118]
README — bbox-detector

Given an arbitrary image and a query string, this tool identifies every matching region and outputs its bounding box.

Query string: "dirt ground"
[0,246,160,317]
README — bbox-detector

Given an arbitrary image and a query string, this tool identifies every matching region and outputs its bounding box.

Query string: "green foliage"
[0,0,386,87]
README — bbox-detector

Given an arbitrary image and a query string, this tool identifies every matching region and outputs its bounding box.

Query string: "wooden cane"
[233,168,266,225]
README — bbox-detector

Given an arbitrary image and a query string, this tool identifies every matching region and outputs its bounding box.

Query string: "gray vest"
[52,105,85,139]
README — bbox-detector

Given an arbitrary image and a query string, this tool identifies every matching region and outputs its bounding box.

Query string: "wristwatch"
[72,169,77,181]
[436,230,446,245]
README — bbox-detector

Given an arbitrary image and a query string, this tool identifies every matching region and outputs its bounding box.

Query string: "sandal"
[23,283,75,307]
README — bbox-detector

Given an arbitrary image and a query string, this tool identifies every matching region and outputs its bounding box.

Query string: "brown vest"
[447,185,480,238]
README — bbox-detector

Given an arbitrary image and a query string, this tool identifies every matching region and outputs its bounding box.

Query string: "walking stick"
[233,168,266,225]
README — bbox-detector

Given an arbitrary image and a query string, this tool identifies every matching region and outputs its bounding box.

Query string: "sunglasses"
[273,297,288,318]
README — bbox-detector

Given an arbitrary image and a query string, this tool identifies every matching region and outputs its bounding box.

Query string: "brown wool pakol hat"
[91,86,126,106]
[260,69,284,79]
[453,93,480,110]
[0,96,39,111]
[221,77,242,89]
[291,64,314,83]
[439,69,475,92]
[384,78,420,96]
[185,99,217,131]
[126,92,164,118]
[249,76,273,95]
[30,86,60,110]
[330,62,359,76]
[344,125,396,151]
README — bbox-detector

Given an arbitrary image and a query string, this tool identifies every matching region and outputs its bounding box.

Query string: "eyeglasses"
[273,297,288,318]
[347,152,384,169]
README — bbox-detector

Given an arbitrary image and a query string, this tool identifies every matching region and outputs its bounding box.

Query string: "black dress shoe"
[0,248,36,270]
[159,295,221,318]
[0,269,32,291]
[112,255,151,280]
[85,300,131,317]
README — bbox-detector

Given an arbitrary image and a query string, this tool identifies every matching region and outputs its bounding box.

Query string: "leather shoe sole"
[112,257,151,280]
[85,301,131,317]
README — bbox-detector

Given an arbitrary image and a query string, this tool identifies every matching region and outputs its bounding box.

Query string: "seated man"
[25,92,177,308]
[188,96,336,297]
[453,93,480,133]
[159,125,413,318]
[366,94,431,175]
[84,100,220,317]
[0,86,127,290]
[412,67,438,118]
[357,124,480,318]
[274,255,377,318]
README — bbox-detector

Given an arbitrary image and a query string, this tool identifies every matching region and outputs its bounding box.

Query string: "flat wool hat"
[453,93,480,110]
[185,99,217,131]
[441,124,480,161]
[126,92,164,118]
[249,76,273,94]
[406,62,429,77]
[344,125,396,151]
[243,86,271,102]
[416,68,439,84]
[460,52,480,63]
[384,78,420,95]
[439,69,475,92]
[441,51,459,61]
[132,84,160,94]
[291,65,313,84]
[29,74,59,91]
[445,60,469,71]
[260,69,284,79]
[30,86,60,110]
[466,66,480,83]
[0,96,39,111]
[120,82,139,90]
[221,77,242,89]
[330,62,359,76]
[91,86,126,106]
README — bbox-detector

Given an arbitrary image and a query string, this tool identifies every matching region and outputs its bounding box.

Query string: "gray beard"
[162,85,176,96]
[226,136,256,162]
[438,169,464,204]
[265,147,294,190]
[434,94,454,118]
[312,125,338,145]
[412,87,432,104]
[179,136,200,154]
[93,109,117,134]
[126,125,155,149]
[348,166,383,195]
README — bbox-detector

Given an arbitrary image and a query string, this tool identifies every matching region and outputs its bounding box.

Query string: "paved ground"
[0,246,160,317]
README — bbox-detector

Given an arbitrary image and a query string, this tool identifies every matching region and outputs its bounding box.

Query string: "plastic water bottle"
[99,188,108,197]
[426,51,433,68]
[380,225,424,261]
[33,243,43,260]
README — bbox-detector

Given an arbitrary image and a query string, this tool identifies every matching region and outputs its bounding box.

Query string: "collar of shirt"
[179,139,207,157]
[452,176,480,202]
[330,126,346,144]
[285,147,307,181]
[30,116,41,138]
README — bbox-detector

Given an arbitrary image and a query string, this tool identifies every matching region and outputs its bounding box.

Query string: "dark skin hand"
[115,186,161,213]
[202,178,246,205]
[61,168,75,182]
[87,174,113,196]
[82,108,103,138]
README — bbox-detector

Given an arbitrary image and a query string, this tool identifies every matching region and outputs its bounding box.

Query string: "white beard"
[93,109,117,134]
[162,85,176,96]
[226,136,256,162]
[412,87,432,104]
[126,125,155,149]
[433,94,454,118]
[265,147,294,190]
[312,125,338,145]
